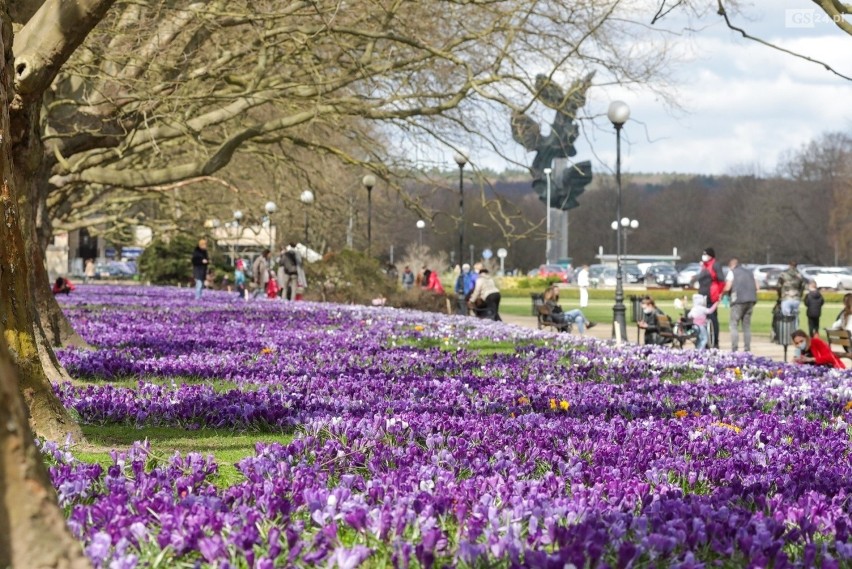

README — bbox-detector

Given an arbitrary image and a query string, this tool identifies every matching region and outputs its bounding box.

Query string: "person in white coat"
[576,265,590,308]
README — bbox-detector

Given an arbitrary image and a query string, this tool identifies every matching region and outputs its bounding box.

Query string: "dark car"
[622,264,644,284]
[644,264,678,288]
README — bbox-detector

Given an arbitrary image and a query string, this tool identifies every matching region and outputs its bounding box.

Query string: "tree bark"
[1,1,83,442]
[0,339,91,569]
[0,3,92,567]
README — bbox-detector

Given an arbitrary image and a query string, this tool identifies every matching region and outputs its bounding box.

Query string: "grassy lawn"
[499,294,844,336]
[76,424,295,488]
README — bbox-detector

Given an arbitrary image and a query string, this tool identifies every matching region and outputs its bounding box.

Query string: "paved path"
[501,313,794,362]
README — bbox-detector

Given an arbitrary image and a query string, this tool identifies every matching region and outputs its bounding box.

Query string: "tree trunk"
[0,339,91,569]
[0,4,91,567]
[2,6,83,443]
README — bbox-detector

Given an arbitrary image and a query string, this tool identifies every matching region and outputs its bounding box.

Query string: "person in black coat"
[803,281,824,338]
[191,239,210,299]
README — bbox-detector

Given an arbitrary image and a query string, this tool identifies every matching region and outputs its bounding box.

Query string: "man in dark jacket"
[693,247,726,348]
[724,257,758,352]
[191,239,210,300]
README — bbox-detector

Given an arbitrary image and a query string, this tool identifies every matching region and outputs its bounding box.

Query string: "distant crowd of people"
[191,238,307,302]
[633,246,848,369]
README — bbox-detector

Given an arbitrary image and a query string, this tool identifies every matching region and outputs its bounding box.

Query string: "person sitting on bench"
[637,296,669,345]
[542,286,596,334]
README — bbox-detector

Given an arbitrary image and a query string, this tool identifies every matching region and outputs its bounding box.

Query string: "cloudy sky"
[468,1,852,176]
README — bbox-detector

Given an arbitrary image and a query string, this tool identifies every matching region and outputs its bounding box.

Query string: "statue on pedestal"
[511,72,594,210]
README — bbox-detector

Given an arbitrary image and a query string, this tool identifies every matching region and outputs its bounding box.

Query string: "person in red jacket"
[791,329,845,369]
[52,276,75,295]
[693,247,726,349]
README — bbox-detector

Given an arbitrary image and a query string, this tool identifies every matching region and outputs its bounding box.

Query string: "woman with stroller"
[542,286,595,334]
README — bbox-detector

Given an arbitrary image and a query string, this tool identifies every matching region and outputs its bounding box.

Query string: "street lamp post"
[232,210,243,265]
[264,201,277,251]
[362,174,376,256]
[416,219,426,247]
[300,190,314,246]
[607,100,630,344]
[624,218,638,255]
[610,218,638,256]
[454,151,468,270]
[543,167,552,265]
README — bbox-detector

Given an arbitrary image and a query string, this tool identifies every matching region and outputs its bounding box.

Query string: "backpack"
[280,250,298,274]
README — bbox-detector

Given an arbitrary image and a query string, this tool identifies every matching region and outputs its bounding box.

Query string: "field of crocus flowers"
[46,285,852,568]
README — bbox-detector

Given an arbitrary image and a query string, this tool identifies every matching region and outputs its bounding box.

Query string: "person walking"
[191,238,210,300]
[803,281,824,338]
[724,257,759,352]
[777,261,805,330]
[234,259,247,300]
[454,263,474,315]
[576,265,590,308]
[467,268,501,321]
[277,242,301,301]
[251,249,271,299]
[401,266,415,290]
[84,258,96,283]
[693,248,726,349]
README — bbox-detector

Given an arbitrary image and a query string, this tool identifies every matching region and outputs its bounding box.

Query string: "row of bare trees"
[1,0,850,566]
[355,130,850,271]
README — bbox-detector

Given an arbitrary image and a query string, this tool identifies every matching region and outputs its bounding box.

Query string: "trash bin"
[530,293,544,316]
[775,315,797,362]
[629,295,643,323]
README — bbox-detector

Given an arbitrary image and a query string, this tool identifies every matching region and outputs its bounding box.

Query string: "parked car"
[537,264,571,283]
[94,261,136,280]
[753,264,787,289]
[599,267,618,288]
[644,264,678,288]
[676,263,702,287]
[587,264,608,287]
[763,268,786,290]
[806,267,852,290]
[622,264,644,284]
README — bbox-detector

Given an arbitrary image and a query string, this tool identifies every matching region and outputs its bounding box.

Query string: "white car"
[752,264,787,289]
[676,263,701,287]
[807,267,852,290]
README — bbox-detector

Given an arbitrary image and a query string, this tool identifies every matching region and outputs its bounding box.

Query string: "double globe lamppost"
[607,100,630,344]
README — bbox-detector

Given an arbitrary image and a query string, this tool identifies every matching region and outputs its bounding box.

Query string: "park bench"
[655,314,692,349]
[536,304,574,333]
[530,292,575,333]
[824,328,852,364]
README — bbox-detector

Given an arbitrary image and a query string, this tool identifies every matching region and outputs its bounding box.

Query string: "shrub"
[138,235,228,285]
[303,250,397,305]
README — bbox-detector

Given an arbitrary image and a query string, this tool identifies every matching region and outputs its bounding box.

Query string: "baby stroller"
[672,315,701,347]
